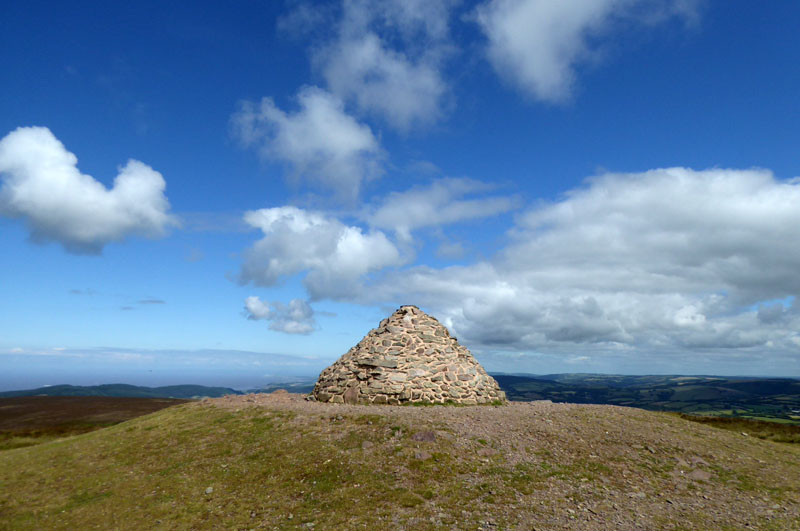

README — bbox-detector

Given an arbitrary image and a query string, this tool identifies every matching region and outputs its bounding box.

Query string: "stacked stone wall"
[311,306,506,405]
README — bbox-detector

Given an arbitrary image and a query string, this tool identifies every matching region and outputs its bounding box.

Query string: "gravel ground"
[208,392,800,529]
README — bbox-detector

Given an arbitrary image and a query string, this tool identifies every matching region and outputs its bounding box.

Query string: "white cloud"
[475,0,698,102]
[436,240,465,259]
[0,126,175,254]
[359,167,800,358]
[365,0,456,42]
[318,34,445,131]
[231,87,383,202]
[513,167,800,302]
[276,1,333,39]
[239,206,403,299]
[313,0,455,130]
[365,177,519,240]
[244,296,317,335]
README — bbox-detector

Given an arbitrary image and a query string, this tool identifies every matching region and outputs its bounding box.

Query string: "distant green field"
[494,374,800,424]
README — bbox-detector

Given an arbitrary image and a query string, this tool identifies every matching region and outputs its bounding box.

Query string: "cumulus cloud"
[513,167,800,302]
[231,87,383,202]
[244,296,317,335]
[365,177,519,240]
[361,167,800,357]
[239,206,403,300]
[0,126,175,254]
[475,0,698,101]
[312,0,456,130]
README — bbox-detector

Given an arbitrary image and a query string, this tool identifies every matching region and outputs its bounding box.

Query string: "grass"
[679,413,800,443]
[0,403,512,530]
[1,401,799,529]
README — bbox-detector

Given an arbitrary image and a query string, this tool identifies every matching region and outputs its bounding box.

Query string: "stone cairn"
[310,305,506,405]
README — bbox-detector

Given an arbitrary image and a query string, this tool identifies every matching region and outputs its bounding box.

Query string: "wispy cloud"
[185,248,205,263]
[282,0,458,131]
[475,0,700,102]
[138,298,165,305]
[365,177,519,240]
[244,297,317,335]
[314,0,456,130]
[69,288,97,296]
[231,86,383,203]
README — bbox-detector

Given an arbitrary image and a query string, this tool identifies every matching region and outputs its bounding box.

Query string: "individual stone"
[411,431,436,442]
[343,386,359,404]
[687,469,712,481]
[360,357,398,369]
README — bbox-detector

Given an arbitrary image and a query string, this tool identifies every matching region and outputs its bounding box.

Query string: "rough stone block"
[343,386,359,404]
[361,357,398,369]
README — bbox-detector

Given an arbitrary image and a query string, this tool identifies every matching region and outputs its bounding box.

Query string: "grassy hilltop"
[1,395,799,529]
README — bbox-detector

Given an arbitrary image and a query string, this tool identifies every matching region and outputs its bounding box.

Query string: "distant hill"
[246,380,316,394]
[4,373,798,423]
[0,383,242,399]
[493,373,800,423]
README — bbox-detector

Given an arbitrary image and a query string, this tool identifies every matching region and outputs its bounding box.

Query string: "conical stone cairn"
[311,305,506,405]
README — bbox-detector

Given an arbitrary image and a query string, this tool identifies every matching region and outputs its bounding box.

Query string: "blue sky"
[2,0,800,390]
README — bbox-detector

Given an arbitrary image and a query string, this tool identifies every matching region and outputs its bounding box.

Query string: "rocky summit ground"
[1,392,798,529]
[207,392,800,529]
